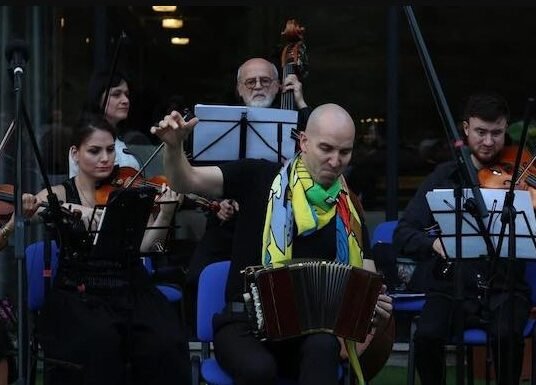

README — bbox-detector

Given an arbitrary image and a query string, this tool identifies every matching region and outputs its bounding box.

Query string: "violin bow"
[102,31,127,117]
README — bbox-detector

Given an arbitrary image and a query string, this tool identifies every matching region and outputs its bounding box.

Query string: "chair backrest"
[25,240,59,311]
[197,261,231,342]
[371,220,399,245]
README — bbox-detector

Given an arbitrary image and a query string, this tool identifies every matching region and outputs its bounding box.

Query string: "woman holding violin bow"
[393,92,531,385]
[13,64,190,384]
[16,113,191,385]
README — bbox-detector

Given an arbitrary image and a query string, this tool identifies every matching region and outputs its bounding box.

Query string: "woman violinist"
[25,115,191,385]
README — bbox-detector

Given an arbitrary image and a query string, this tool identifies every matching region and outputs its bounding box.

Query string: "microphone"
[5,39,29,74]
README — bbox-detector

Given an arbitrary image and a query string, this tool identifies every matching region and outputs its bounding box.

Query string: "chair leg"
[466,346,474,385]
[191,355,200,385]
[530,330,536,385]
[407,318,417,385]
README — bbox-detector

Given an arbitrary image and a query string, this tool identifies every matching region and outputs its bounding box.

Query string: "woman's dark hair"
[71,114,116,148]
[77,69,133,137]
[462,92,510,123]
[86,69,131,114]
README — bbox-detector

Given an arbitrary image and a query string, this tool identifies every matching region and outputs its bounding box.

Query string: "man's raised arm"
[151,110,224,198]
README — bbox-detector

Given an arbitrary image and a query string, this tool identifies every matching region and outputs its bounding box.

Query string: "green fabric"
[304,178,342,212]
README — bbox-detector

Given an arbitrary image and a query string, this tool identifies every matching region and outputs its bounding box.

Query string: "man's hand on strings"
[150,110,199,149]
[281,74,307,109]
[216,199,239,222]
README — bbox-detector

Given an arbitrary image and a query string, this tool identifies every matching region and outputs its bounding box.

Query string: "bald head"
[305,103,355,137]
[300,104,356,187]
[236,58,280,108]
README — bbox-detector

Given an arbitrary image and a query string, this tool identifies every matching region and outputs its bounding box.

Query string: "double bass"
[279,19,395,383]
[279,19,308,112]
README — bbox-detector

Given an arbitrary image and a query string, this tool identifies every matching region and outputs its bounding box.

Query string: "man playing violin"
[393,92,530,385]
[153,103,393,385]
[24,114,191,385]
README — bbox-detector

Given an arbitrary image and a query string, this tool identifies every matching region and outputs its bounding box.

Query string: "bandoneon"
[244,259,383,342]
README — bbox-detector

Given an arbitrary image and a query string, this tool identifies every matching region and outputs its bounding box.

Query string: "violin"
[478,145,536,207]
[95,167,221,215]
[95,166,167,206]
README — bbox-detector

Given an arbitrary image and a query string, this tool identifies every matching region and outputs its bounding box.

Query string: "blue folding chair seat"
[141,256,183,303]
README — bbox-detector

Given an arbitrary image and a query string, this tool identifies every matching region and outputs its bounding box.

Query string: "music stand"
[191,104,298,164]
[426,188,536,259]
[89,186,157,384]
[91,186,157,265]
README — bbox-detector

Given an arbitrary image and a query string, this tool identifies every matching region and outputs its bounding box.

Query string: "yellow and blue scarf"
[261,154,366,384]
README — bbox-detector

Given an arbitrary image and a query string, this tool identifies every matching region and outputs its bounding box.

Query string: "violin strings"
[515,155,536,184]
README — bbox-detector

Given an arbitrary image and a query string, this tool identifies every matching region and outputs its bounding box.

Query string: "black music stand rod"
[403,7,498,385]
[6,40,82,385]
[494,97,534,385]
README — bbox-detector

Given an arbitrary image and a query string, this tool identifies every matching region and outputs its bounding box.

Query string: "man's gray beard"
[248,95,275,108]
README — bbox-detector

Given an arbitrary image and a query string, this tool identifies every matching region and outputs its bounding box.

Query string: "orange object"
[95,167,167,205]
[478,145,536,207]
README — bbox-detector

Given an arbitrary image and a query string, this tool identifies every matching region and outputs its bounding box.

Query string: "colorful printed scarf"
[261,155,363,267]
[261,154,367,385]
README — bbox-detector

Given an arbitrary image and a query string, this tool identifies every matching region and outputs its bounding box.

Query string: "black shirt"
[219,159,339,301]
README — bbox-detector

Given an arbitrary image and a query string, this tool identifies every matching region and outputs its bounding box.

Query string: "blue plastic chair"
[26,240,60,312]
[141,256,183,303]
[371,220,425,385]
[195,261,345,385]
[196,261,233,385]
[26,241,182,306]
[371,220,399,245]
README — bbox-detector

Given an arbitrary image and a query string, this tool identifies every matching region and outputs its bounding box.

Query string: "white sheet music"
[426,188,536,259]
[192,104,298,162]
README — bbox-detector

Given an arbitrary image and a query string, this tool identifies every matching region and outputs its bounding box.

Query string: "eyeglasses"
[242,76,275,90]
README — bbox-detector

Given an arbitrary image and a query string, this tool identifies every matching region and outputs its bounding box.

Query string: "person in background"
[393,92,530,385]
[186,57,311,290]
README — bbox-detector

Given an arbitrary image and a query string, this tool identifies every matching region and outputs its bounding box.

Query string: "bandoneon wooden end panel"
[334,267,383,341]
[255,266,302,339]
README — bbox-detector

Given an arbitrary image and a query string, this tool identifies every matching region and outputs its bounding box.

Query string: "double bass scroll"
[280,19,308,111]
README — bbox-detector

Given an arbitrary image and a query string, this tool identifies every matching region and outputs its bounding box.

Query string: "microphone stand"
[7,44,86,385]
[492,97,534,385]
[403,6,497,385]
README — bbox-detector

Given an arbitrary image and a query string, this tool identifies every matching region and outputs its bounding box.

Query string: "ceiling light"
[171,37,189,45]
[162,18,183,29]
[152,6,177,12]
